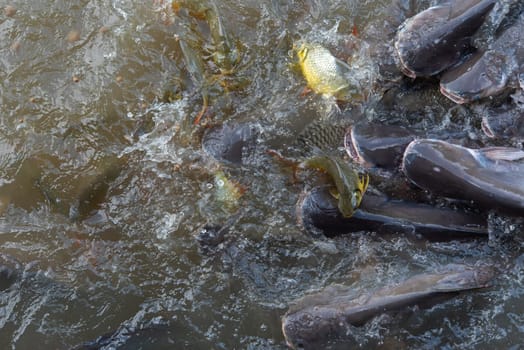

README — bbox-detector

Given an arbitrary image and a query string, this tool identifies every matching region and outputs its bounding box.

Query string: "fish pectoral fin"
[300,86,313,97]
[359,174,370,193]
[480,147,524,162]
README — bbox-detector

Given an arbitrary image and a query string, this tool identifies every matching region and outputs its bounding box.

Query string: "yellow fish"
[301,155,369,218]
[296,43,358,101]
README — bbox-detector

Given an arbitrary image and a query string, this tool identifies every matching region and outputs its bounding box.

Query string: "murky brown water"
[0,0,523,349]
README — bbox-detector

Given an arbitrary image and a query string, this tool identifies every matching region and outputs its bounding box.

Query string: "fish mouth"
[344,128,363,164]
[481,116,496,138]
[398,61,417,79]
[439,85,467,104]
[394,40,417,79]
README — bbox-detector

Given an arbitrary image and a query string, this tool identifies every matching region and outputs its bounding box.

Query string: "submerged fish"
[440,11,524,103]
[300,156,368,218]
[178,38,210,124]
[295,43,361,101]
[207,0,242,74]
[202,122,260,166]
[480,101,524,140]
[213,170,245,210]
[402,139,524,215]
[282,264,494,349]
[173,0,247,124]
[395,0,496,78]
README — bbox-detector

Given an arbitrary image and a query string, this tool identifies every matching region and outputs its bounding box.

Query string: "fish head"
[354,174,369,207]
[395,0,496,78]
[281,313,303,349]
[394,4,450,78]
[345,124,416,169]
[202,123,259,166]
[302,156,369,218]
[337,173,368,218]
[282,307,344,350]
[338,171,369,218]
[480,103,524,139]
[473,265,496,287]
[344,127,367,165]
[440,50,511,104]
[294,42,311,64]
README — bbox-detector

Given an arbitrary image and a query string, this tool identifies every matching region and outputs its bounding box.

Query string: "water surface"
[0,1,523,349]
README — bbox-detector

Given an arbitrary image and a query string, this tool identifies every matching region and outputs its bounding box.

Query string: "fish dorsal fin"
[480,147,524,162]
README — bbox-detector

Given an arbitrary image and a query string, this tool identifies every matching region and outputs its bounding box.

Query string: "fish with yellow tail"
[301,155,369,218]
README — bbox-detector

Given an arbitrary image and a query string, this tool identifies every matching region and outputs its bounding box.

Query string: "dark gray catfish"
[298,185,488,239]
[395,0,496,78]
[345,123,417,169]
[402,139,524,214]
[282,264,494,350]
[440,11,524,103]
[480,101,524,140]
[202,122,260,166]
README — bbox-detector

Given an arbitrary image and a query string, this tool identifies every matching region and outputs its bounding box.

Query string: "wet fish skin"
[295,43,361,101]
[395,0,496,78]
[439,50,510,103]
[480,102,524,140]
[345,123,416,169]
[0,265,17,292]
[298,185,488,239]
[294,121,346,156]
[202,122,259,166]
[282,264,494,350]
[440,11,524,103]
[402,139,524,215]
[301,156,368,218]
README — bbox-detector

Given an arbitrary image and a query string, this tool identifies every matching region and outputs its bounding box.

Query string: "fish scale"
[295,121,347,156]
[297,44,353,99]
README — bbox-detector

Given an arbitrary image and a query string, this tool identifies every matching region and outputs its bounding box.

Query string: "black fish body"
[402,139,524,215]
[440,11,524,103]
[395,0,496,78]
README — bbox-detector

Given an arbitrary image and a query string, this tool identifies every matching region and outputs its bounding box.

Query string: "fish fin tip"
[481,147,524,162]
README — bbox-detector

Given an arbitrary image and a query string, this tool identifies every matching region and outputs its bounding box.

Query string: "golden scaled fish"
[295,43,358,101]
